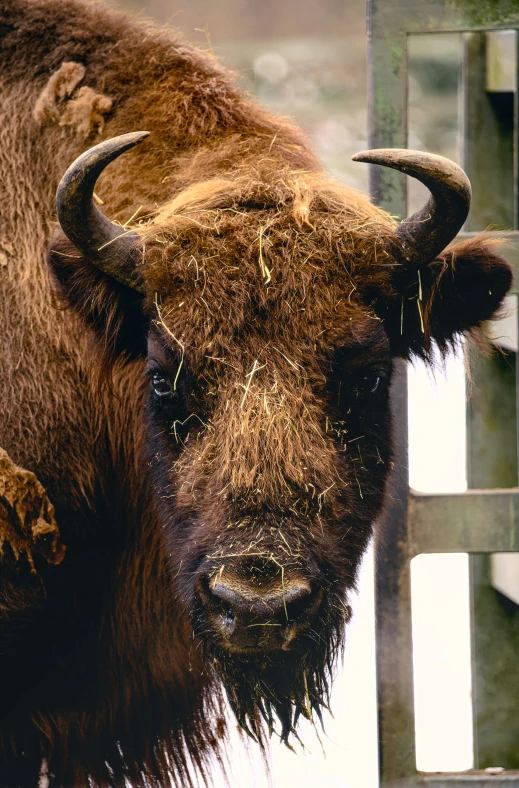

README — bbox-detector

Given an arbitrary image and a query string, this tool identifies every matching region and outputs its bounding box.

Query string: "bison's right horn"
[352,149,471,267]
[56,131,150,292]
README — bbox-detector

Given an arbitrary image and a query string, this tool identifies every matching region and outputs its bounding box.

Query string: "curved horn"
[352,149,471,266]
[56,131,150,291]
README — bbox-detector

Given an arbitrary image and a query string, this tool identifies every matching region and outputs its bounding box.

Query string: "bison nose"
[209,576,313,619]
[199,572,318,651]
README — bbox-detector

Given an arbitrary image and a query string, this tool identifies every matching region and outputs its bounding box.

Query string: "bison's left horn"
[56,131,150,292]
[352,149,471,266]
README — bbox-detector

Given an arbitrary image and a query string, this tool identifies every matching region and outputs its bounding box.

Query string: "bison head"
[48,133,512,743]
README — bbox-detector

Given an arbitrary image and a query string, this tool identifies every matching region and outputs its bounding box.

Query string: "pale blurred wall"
[106,0,366,41]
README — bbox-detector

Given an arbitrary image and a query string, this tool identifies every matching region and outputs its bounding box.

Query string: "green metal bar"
[376,365,417,785]
[369,1,417,782]
[367,29,408,211]
[371,0,519,37]
[515,31,519,228]
[408,489,519,555]
[420,773,519,786]
[461,33,515,229]
[461,25,519,770]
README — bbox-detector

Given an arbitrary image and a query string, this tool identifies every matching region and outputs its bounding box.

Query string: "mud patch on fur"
[0,240,13,269]
[33,61,112,138]
[0,449,66,571]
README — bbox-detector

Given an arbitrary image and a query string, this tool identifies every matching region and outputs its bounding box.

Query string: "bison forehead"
[142,228,391,375]
[150,282,386,383]
[137,170,397,357]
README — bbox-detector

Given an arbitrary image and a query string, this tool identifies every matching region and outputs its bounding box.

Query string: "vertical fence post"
[368,3,418,784]
[462,30,519,769]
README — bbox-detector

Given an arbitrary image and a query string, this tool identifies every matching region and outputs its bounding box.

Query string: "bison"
[0,0,512,785]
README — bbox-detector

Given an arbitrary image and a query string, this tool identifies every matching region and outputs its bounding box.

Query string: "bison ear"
[374,236,513,361]
[48,230,148,364]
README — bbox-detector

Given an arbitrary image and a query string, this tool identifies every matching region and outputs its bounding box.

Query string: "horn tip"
[112,131,151,151]
[352,148,403,164]
[122,130,151,145]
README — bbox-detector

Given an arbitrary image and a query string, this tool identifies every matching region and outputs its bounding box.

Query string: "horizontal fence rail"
[409,488,519,555]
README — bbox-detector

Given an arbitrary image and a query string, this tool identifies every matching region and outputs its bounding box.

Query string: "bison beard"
[182,519,354,748]
[201,599,345,746]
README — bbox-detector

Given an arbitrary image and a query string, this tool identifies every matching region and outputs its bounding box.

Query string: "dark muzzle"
[196,558,323,652]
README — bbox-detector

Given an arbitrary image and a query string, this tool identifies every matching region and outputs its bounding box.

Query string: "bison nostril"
[209,582,252,612]
[284,593,314,622]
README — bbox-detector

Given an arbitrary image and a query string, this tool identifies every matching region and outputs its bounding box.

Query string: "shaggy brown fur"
[0,0,512,786]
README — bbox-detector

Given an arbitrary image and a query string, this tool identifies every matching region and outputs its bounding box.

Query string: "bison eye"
[367,374,381,393]
[354,371,387,399]
[151,371,172,397]
[364,371,386,393]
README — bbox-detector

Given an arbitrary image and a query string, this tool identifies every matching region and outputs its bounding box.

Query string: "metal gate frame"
[371,1,519,785]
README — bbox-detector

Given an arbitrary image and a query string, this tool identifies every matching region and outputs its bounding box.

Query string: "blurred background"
[102,1,480,784]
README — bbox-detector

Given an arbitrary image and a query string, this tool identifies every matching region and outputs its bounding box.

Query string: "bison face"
[142,300,392,738]
[48,136,512,743]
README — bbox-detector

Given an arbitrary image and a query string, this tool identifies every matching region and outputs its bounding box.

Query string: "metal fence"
[370,1,519,785]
